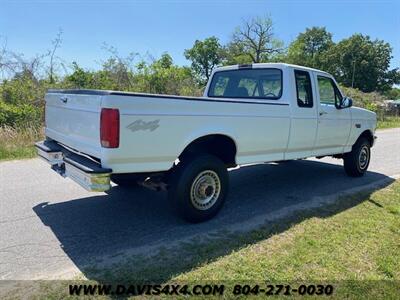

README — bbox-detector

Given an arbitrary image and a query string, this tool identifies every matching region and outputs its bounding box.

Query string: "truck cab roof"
[213,63,331,76]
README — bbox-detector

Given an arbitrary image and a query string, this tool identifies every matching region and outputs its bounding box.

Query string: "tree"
[64,62,94,88]
[227,15,283,64]
[384,87,400,100]
[222,42,253,65]
[324,34,399,92]
[286,27,334,68]
[134,53,200,95]
[184,36,223,84]
[48,29,63,84]
[157,53,173,69]
[97,44,138,90]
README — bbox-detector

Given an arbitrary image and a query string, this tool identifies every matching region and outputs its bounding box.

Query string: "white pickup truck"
[36,63,377,222]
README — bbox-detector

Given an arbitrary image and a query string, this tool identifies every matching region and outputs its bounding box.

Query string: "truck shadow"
[33,159,393,285]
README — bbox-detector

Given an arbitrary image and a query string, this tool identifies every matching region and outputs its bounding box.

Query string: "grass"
[3,180,399,299]
[0,125,43,161]
[377,115,400,129]
[169,180,400,298]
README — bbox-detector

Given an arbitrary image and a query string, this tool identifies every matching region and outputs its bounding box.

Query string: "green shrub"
[340,86,387,109]
[0,102,42,127]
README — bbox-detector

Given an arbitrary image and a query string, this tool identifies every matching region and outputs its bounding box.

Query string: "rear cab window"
[294,70,313,108]
[208,68,282,100]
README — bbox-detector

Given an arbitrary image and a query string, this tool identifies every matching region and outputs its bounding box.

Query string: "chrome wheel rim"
[359,145,370,170]
[190,170,221,210]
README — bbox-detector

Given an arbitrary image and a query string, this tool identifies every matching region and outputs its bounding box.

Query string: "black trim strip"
[47,89,289,106]
[35,140,62,152]
[64,155,111,174]
[48,89,111,96]
[238,64,253,69]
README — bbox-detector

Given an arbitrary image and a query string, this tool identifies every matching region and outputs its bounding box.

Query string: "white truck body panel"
[45,93,102,158]
[44,63,377,174]
[101,94,290,172]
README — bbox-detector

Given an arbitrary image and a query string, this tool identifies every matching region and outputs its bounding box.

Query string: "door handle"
[319,111,328,116]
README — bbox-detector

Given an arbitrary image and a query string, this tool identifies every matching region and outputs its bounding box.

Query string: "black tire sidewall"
[169,155,229,223]
[344,138,371,176]
[355,141,370,173]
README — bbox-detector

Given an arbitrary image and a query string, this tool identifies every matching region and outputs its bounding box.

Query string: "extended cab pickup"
[36,63,377,222]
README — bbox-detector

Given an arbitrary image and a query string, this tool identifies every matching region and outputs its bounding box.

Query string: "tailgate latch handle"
[60,96,68,103]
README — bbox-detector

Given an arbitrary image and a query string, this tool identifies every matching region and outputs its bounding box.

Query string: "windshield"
[208,68,282,100]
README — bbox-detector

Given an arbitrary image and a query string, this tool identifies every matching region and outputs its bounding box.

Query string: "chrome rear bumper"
[35,140,112,192]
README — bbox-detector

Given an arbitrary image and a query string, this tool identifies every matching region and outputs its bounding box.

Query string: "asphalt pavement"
[0,128,399,280]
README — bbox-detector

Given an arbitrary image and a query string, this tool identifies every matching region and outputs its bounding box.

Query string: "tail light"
[100,108,120,148]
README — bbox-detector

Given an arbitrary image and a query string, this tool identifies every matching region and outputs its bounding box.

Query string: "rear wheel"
[168,154,229,223]
[343,137,371,177]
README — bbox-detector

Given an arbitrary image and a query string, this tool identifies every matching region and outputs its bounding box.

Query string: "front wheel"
[343,137,371,177]
[168,155,229,223]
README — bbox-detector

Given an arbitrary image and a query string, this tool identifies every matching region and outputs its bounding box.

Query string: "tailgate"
[45,92,102,158]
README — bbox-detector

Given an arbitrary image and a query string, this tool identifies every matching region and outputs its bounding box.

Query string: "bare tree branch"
[100,43,139,89]
[232,16,283,63]
[49,29,63,83]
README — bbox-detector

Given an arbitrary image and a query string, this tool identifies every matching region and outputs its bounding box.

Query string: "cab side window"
[317,76,343,105]
[294,70,313,108]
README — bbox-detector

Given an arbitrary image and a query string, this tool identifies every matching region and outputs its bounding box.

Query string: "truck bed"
[46,89,291,174]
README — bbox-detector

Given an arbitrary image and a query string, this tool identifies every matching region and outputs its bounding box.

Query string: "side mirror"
[336,97,352,109]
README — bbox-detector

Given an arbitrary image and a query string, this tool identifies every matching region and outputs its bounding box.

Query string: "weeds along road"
[0,128,399,280]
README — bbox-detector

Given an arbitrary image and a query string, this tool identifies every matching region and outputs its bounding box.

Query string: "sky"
[0,0,399,73]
